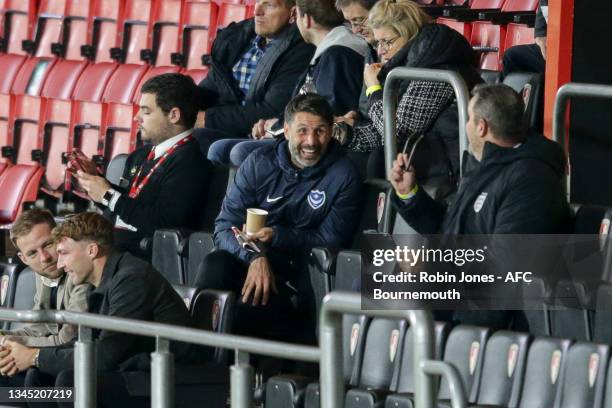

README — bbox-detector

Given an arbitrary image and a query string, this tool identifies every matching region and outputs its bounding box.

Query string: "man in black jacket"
[0,213,199,407]
[75,74,209,260]
[502,0,547,76]
[390,83,569,235]
[194,0,315,152]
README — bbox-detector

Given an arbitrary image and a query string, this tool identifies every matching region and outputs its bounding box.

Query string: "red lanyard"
[128,134,194,199]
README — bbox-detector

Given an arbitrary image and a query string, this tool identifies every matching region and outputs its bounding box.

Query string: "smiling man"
[74,73,209,260]
[196,93,362,342]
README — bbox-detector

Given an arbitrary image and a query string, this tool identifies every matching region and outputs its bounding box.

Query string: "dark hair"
[284,93,334,127]
[140,73,199,129]
[297,0,345,29]
[471,84,527,144]
[52,212,114,254]
[335,0,378,10]
[10,209,56,247]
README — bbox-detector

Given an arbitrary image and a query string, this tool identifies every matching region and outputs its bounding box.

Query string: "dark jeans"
[195,250,317,343]
[193,128,236,158]
[502,43,546,77]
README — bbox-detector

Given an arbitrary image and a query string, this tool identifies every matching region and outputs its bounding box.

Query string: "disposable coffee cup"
[246,208,268,236]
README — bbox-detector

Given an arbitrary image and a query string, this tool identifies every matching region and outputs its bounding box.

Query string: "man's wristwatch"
[32,349,40,368]
[101,189,117,207]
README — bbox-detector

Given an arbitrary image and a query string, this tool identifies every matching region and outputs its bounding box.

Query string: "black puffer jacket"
[393,133,571,235]
[348,24,481,191]
[198,19,314,137]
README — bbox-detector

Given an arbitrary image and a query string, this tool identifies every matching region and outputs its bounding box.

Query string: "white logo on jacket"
[473,192,488,213]
[308,190,326,210]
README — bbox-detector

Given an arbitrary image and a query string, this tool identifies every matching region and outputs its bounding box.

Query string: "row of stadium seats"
[265,321,612,408]
[0,0,254,68]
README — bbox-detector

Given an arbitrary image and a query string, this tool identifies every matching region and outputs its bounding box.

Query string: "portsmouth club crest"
[308,190,326,210]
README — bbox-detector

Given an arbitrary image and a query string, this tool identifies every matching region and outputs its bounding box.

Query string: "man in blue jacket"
[196,93,362,340]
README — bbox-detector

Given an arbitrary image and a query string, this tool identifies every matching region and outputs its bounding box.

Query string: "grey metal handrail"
[383,67,470,180]
[552,82,612,201]
[0,293,468,408]
[319,291,467,408]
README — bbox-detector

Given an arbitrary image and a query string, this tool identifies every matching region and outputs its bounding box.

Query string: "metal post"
[74,325,96,408]
[408,310,435,408]
[383,67,470,180]
[230,350,253,408]
[552,82,612,201]
[319,308,344,408]
[151,338,174,408]
[422,360,467,408]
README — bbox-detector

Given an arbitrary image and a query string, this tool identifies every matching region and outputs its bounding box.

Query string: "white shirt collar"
[152,128,193,160]
[40,274,62,288]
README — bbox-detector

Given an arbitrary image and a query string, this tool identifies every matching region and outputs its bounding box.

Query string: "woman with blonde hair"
[339,0,481,192]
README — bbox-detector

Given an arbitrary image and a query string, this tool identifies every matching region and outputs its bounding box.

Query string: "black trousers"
[502,43,546,77]
[0,368,149,408]
[195,250,317,343]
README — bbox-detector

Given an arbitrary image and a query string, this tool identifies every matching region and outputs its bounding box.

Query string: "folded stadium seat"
[21,0,68,58]
[600,209,612,282]
[265,315,370,408]
[186,231,215,285]
[0,56,57,165]
[0,164,44,225]
[470,21,506,70]
[0,0,38,55]
[521,276,551,336]
[104,152,127,186]
[343,319,407,408]
[140,0,182,66]
[0,259,25,329]
[592,283,612,344]
[79,0,123,63]
[6,267,36,330]
[502,72,543,131]
[110,0,153,64]
[0,53,28,169]
[441,0,506,19]
[50,1,91,61]
[469,331,531,408]
[45,62,117,196]
[436,17,472,40]
[418,0,469,18]
[190,288,236,365]
[475,0,539,25]
[558,342,609,408]
[152,228,191,284]
[603,359,612,408]
[171,283,200,310]
[551,280,592,341]
[516,337,572,408]
[478,68,501,84]
[381,323,450,407]
[216,0,250,31]
[14,60,88,199]
[172,0,218,72]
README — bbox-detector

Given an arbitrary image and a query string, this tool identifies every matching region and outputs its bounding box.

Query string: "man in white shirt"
[74,74,210,260]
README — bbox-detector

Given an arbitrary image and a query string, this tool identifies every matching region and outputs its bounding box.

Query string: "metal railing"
[0,292,467,408]
[383,67,470,180]
[552,82,612,201]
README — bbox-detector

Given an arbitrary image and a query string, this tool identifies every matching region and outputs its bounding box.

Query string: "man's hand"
[364,63,383,88]
[0,342,37,377]
[335,111,358,127]
[390,153,417,196]
[68,150,98,175]
[195,111,206,128]
[251,118,279,140]
[75,171,111,203]
[245,227,274,244]
[241,257,278,306]
[535,36,547,60]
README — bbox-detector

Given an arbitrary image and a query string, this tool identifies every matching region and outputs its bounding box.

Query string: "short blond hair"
[52,212,114,254]
[368,0,430,43]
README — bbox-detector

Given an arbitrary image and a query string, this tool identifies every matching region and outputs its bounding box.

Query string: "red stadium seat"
[217,1,249,31]
[504,22,535,49]
[0,0,37,55]
[141,0,183,66]
[470,21,506,70]
[111,0,153,64]
[172,0,218,69]
[0,164,43,225]
[437,17,472,40]
[80,0,123,63]
[58,1,92,61]
[0,57,56,165]
[182,67,209,84]
[0,54,28,167]
[22,0,66,57]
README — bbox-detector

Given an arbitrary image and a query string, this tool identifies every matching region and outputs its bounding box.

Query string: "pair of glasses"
[376,36,401,51]
[348,17,368,30]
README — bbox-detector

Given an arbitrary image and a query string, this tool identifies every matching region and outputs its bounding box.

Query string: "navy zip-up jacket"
[214,139,362,265]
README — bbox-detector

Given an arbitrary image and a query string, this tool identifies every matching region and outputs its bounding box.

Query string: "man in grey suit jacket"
[0,209,88,351]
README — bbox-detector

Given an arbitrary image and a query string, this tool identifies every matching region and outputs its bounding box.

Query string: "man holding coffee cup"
[196,93,362,341]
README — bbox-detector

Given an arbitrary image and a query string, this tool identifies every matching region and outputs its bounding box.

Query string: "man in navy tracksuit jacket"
[196,94,362,341]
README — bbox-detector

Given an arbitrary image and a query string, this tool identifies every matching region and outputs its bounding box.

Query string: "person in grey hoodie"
[207,0,369,167]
